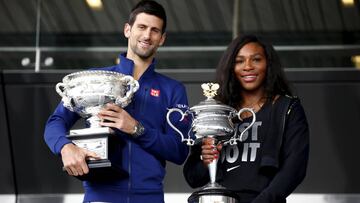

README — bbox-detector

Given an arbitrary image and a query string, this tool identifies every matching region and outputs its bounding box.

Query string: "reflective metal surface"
[56,70,139,127]
[197,195,238,203]
[167,83,256,145]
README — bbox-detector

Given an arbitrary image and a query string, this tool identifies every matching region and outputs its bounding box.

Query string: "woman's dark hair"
[215,35,292,107]
[128,0,167,33]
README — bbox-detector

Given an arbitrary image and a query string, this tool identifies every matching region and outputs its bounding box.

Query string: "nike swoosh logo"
[226,165,240,172]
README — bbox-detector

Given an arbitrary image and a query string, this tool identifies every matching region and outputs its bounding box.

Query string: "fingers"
[63,156,88,176]
[74,150,101,175]
[99,115,117,124]
[98,104,123,128]
[102,103,122,112]
[201,152,219,165]
[64,167,73,176]
[201,146,219,158]
[61,144,91,176]
[98,104,137,134]
[75,163,87,176]
[98,109,119,120]
[98,103,122,121]
[68,150,101,176]
[201,138,220,165]
[98,110,120,128]
[85,150,101,160]
[203,137,215,145]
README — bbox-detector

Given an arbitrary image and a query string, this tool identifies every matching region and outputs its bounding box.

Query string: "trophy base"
[69,127,113,136]
[65,127,128,182]
[188,184,240,203]
[72,159,128,182]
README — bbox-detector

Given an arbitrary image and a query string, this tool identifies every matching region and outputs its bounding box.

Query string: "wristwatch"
[131,121,145,138]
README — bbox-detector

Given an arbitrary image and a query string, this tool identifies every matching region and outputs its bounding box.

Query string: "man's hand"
[98,103,137,134]
[201,137,223,166]
[61,143,100,176]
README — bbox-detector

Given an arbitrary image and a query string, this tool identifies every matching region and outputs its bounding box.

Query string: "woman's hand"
[201,137,223,166]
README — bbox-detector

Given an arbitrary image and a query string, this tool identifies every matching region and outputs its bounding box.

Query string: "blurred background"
[0,0,360,202]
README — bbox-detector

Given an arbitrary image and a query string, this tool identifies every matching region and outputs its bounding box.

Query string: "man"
[44,1,190,202]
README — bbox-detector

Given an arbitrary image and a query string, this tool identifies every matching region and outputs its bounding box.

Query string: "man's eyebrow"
[136,23,146,27]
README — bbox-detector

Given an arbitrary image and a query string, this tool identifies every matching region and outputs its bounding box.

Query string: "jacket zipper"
[140,87,149,114]
[128,141,131,203]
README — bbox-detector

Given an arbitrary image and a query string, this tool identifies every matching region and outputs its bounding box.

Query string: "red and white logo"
[150,89,160,97]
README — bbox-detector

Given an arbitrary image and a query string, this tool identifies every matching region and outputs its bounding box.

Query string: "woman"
[183,35,310,203]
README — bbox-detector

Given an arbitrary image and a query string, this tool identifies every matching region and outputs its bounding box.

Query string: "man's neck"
[126,53,153,80]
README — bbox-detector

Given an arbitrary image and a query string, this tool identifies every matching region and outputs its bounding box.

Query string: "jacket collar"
[116,53,156,79]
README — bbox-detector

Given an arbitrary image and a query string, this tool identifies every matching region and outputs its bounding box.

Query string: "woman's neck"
[239,89,266,112]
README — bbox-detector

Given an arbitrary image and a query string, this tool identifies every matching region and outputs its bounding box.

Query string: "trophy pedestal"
[188,154,240,203]
[66,127,128,182]
[188,186,240,203]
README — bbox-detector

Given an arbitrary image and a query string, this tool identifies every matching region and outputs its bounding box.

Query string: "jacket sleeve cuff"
[54,136,72,155]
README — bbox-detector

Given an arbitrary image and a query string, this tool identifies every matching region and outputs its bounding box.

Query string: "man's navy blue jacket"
[44,53,190,203]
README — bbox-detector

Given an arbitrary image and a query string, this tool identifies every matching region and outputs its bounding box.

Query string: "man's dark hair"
[128,0,167,33]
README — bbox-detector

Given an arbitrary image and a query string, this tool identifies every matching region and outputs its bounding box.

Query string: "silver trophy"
[167,83,256,203]
[56,70,139,181]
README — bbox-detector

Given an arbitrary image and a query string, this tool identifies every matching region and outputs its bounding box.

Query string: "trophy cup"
[167,83,256,203]
[55,70,139,181]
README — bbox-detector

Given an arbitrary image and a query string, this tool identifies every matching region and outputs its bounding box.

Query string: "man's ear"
[124,23,131,38]
[159,32,166,46]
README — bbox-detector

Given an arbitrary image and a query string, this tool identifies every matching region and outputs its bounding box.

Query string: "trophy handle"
[115,76,140,108]
[55,82,66,98]
[228,108,256,145]
[166,108,194,146]
[55,82,74,111]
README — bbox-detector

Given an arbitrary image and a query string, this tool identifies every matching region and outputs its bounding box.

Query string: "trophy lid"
[190,83,236,112]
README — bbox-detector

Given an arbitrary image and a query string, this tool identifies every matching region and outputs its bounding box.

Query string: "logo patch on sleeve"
[150,89,160,97]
